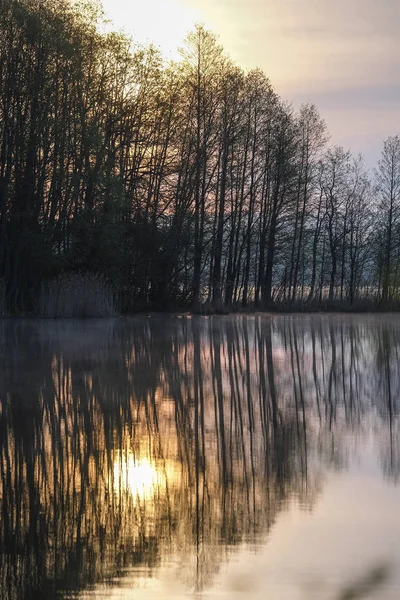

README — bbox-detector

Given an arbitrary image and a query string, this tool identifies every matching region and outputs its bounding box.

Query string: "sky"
[100,0,400,169]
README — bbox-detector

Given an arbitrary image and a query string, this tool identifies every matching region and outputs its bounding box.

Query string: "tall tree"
[375,136,400,301]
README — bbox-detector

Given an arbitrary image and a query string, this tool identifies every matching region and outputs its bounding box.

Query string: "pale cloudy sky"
[101,0,400,168]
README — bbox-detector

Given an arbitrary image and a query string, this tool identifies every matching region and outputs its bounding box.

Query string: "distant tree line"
[1,0,400,314]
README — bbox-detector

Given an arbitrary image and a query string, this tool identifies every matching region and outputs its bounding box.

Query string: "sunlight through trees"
[0,0,398,314]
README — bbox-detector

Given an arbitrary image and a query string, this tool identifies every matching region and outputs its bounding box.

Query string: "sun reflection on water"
[113,454,176,501]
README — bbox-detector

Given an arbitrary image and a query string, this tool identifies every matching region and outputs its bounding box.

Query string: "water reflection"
[113,454,171,500]
[0,315,400,599]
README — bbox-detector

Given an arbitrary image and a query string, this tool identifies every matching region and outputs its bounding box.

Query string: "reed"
[38,273,117,318]
[0,279,5,317]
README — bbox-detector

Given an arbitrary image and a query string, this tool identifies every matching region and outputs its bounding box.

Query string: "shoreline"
[2,309,400,320]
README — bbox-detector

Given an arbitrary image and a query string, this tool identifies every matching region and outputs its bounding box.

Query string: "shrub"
[38,273,117,318]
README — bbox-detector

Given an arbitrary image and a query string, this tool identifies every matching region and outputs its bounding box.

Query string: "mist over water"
[1,315,400,599]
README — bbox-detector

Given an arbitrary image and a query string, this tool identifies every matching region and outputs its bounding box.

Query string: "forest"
[0,0,400,315]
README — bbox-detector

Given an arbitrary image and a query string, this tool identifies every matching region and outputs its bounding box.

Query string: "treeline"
[1,0,400,314]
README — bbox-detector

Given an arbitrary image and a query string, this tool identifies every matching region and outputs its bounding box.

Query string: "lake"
[1,314,400,599]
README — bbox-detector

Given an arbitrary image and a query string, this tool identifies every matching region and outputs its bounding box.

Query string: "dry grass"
[38,273,117,318]
[0,279,5,317]
[271,297,400,313]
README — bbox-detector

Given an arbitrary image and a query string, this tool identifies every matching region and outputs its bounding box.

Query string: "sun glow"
[114,455,167,499]
[101,0,202,59]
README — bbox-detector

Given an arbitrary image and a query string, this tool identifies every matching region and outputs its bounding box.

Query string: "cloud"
[183,0,400,164]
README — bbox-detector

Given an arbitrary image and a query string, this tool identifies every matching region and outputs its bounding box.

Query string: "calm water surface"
[1,315,400,599]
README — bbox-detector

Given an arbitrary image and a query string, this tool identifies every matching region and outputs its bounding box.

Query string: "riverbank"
[2,273,400,318]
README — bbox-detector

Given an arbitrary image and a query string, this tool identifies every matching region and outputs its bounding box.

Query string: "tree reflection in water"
[0,315,399,599]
